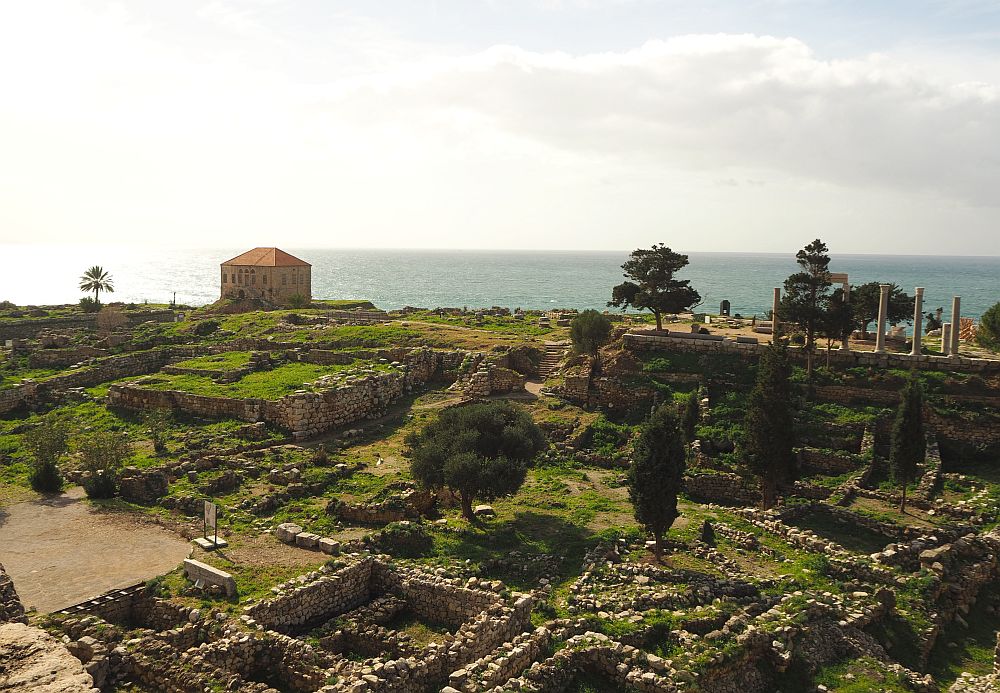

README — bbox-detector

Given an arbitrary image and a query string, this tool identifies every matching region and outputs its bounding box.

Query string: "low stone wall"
[624,331,1000,374]
[27,346,108,368]
[684,473,760,506]
[798,448,861,475]
[447,626,552,692]
[0,348,175,414]
[0,309,175,340]
[244,558,376,632]
[108,348,478,438]
[0,563,27,625]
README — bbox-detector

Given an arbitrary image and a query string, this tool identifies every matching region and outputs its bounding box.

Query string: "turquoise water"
[2,245,998,321]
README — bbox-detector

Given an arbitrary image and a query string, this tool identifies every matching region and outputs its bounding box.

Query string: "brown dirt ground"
[0,487,191,613]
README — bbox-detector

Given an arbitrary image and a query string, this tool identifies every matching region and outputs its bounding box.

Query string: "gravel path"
[0,487,191,613]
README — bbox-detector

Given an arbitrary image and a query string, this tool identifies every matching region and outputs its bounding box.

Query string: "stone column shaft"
[942,323,952,355]
[841,283,851,352]
[772,288,781,342]
[910,287,924,356]
[950,296,961,357]
[874,284,890,353]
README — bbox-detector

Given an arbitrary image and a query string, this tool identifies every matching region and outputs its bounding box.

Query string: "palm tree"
[79,266,114,304]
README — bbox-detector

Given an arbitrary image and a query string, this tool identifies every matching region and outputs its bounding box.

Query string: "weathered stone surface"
[0,622,98,692]
[276,522,303,543]
[183,559,237,597]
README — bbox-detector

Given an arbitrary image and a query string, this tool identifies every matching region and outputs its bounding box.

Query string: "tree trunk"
[654,311,663,331]
[653,531,663,562]
[899,482,907,513]
[460,491,474,522]
[762,472,777,510]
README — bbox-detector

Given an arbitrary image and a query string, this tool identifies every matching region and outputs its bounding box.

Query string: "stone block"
[275,523,303,544]
[319,537,341,555]
[473,505,496,517]
[295,532,320,549]
[183,559,237,597]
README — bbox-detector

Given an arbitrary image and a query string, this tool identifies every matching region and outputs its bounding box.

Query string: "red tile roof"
[222,248,310,267]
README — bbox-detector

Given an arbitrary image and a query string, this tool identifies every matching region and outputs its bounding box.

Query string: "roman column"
[874,284,890,353]
[910,287,924,356]
[841,283,852,353]
[950,296,961,357]
[942,323,952,356]
[772,288,780,341]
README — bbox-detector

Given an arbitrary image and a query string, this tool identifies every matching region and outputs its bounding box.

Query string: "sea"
[1,245,998,323]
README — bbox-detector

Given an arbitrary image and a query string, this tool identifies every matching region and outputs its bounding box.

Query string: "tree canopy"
[608,244,701,330]
[79,266,114,304]
[780,239,832,354]
[889,373,925,513]
[570,309,613,355]
[627,404,687,558]
[405,400,546,521]
[850,282,914,338]
[977,302,1000,351]
[741,345,796,509]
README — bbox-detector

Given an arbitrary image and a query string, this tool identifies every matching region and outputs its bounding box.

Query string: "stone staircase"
[539,342,568,378]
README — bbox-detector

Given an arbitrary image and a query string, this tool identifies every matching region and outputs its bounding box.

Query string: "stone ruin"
[0,563,100,692]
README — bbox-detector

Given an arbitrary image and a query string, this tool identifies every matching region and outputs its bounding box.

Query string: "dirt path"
[0,487,191,613]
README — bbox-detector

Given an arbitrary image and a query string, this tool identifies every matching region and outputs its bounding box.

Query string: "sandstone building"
[220,247,311,306]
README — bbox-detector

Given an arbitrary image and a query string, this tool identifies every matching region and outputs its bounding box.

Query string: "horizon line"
[2,241,999,260]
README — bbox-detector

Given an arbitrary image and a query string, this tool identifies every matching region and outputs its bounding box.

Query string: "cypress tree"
[627,404,687,559]
[681,389,700,445]
[741,345,796,509]
[889,373,925,513]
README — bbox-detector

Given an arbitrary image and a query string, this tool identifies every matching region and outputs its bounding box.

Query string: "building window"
[282,274,287,286]
[262,275,267,285]
[231,273,235,284]
[222,273,227,284]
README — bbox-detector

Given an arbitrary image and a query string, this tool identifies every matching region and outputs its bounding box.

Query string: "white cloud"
[0,3,997,253]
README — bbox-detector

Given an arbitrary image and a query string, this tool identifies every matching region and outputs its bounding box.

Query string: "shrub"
[24,417,68,493]
[288,294,310,309]
[373,522,433,557]
[79,296,100,313]
[570,309,613,355]
[311,444,330,466]
[192,319,220,336]
[144,410,172,455]
[977,302,1000,351]
[581,416,631,457]
[77,430,133,498]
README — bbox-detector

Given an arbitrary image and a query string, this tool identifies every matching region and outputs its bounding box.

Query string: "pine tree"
[780,239,833,375]
[627,404,687,559]
[889,373,925,513]
[741,345,796,509]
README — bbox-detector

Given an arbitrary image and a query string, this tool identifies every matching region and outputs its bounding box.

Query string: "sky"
[1,1,999,254]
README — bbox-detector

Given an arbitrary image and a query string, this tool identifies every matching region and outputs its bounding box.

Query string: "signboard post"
[193,500,227,550]
[204,501,217,547]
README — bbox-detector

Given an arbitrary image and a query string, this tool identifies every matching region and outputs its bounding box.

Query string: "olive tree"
[405,400,546,521]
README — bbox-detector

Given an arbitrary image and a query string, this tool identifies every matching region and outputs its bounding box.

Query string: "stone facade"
[220,247,312,306]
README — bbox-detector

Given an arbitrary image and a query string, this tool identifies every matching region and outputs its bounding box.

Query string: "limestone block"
[473,505,496,517]
[295,532,320,549]
[183,559,237,597]
[319,538,341,555]
[275,523,303,544]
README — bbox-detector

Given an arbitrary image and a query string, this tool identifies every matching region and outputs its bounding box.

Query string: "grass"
[168,351,254,371]
[135,361,394,399]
